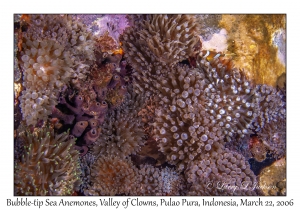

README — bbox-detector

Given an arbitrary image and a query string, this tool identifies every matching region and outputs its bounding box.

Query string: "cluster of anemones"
[14,124,81,195]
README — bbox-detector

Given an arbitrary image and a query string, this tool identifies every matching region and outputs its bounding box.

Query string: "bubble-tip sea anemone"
[14,124,81,195]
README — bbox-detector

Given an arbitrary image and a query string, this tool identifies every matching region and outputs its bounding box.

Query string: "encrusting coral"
[14,123,81,196]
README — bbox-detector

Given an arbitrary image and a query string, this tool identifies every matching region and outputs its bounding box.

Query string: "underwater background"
[13,14,286,196]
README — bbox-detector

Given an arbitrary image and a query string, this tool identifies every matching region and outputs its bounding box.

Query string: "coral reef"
[14,14,286,196]
[14,124,81,195]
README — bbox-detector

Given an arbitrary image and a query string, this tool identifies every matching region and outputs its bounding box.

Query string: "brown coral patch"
[219,15,286,87]
[258,157,286,195]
